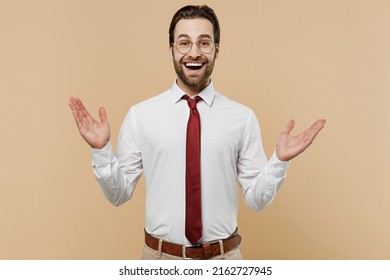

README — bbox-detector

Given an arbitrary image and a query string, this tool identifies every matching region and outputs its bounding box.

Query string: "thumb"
[98,107,108,124]
[283,119,295,135]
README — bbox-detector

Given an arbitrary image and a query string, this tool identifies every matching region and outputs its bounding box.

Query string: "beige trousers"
[141,244,243,260]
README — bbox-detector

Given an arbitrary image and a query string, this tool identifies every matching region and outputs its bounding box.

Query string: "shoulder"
[118,90,172,125]
[212,91,260,130]
[125,89,174,116]
[214,91,254,115]
[133,90,171,109]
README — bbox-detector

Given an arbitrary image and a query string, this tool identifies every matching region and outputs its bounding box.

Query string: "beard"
[173,54,216,90]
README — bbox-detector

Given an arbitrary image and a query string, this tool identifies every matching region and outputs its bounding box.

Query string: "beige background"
[1,0,389,259]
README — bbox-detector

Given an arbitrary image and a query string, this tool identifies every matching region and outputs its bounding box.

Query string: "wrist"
[275,149,291,162]
[89,139,109,150]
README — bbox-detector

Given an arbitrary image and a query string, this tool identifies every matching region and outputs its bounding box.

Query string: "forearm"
[239,151,290,211]
[92,141,142,206]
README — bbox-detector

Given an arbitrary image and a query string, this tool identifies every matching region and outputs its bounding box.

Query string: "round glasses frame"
[172,40,216,54]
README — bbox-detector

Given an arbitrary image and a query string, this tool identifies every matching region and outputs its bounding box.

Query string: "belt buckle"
[182,244,201,260]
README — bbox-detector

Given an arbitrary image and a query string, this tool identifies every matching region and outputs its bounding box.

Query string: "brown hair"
[169,5,220,45]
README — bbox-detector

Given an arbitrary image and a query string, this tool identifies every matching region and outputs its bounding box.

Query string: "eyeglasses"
[172,39,216,54]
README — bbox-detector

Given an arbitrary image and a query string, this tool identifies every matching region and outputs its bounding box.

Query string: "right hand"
[68,97,111,149]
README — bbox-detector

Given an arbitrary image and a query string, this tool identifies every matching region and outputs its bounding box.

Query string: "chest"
[137,104,246,158]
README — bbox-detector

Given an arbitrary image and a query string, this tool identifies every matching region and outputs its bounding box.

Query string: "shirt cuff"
[268,151,291,175]
[91,140,113,166]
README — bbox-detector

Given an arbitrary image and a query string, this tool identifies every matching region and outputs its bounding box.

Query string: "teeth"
[185,62,203,66]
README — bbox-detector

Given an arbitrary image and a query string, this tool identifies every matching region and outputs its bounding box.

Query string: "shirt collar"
[170,80,215,107]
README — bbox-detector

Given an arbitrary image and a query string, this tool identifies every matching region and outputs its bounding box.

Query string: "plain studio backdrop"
[1,0,389,259]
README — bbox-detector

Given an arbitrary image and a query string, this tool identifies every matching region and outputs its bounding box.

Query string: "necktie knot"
[182,95,202,109]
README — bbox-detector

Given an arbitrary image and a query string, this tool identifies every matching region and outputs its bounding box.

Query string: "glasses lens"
[176,40,191,54]
[175,40,215,54]
[199,40,214,54]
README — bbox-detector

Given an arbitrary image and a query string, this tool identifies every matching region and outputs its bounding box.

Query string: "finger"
[283,119,295,135]
[317,119,326,128]
[75,98,88,118]
[70,98,95,131]
[98,107,108,124]
[68,97,78,112]
[76,98,97,125]
[309,119,326,134]
[303,119,326,142]
[69,97,82,115]
[68,97,84,126]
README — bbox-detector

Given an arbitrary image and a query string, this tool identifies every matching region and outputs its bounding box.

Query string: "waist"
[144,229,242,259]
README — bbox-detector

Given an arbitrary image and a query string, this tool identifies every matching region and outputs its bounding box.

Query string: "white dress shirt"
[91,81,290,245]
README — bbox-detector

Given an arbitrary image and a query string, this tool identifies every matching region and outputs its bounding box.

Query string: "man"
[68,5,325,260]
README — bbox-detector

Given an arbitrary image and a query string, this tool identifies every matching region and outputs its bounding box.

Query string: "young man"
[68,5,325,260]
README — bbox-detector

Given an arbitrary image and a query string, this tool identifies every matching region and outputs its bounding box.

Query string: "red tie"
[182,95,202,244]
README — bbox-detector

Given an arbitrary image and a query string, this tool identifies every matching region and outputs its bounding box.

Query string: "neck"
[176,79,211,96]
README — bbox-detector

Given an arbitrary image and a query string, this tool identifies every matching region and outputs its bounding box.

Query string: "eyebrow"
[176,34,213,40]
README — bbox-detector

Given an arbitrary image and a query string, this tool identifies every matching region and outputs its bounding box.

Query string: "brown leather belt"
[144,230,242,259]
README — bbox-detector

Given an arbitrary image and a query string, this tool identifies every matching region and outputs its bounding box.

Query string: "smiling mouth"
[184,62,205,70]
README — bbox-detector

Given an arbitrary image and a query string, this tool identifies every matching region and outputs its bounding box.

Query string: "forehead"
[174,18,214,40]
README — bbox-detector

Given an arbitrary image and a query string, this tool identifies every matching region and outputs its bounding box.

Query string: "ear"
[215,44,220,59]
[169,44,174,59]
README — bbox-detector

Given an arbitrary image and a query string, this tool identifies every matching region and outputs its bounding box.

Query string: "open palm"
[276,119,326,161]
[68,97,110,149]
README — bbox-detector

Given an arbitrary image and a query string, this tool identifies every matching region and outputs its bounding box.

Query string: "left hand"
[276,119,326,161]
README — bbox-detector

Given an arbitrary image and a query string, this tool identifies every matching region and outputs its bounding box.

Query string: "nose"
[187,42,201,59]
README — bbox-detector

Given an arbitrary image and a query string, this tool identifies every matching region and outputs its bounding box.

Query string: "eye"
[200,40,212,46]
[177,40,191,46]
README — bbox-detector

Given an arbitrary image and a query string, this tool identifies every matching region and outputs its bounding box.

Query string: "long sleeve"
[86,82,292,243]
[237,110,290,211]
[91,108,143,206]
